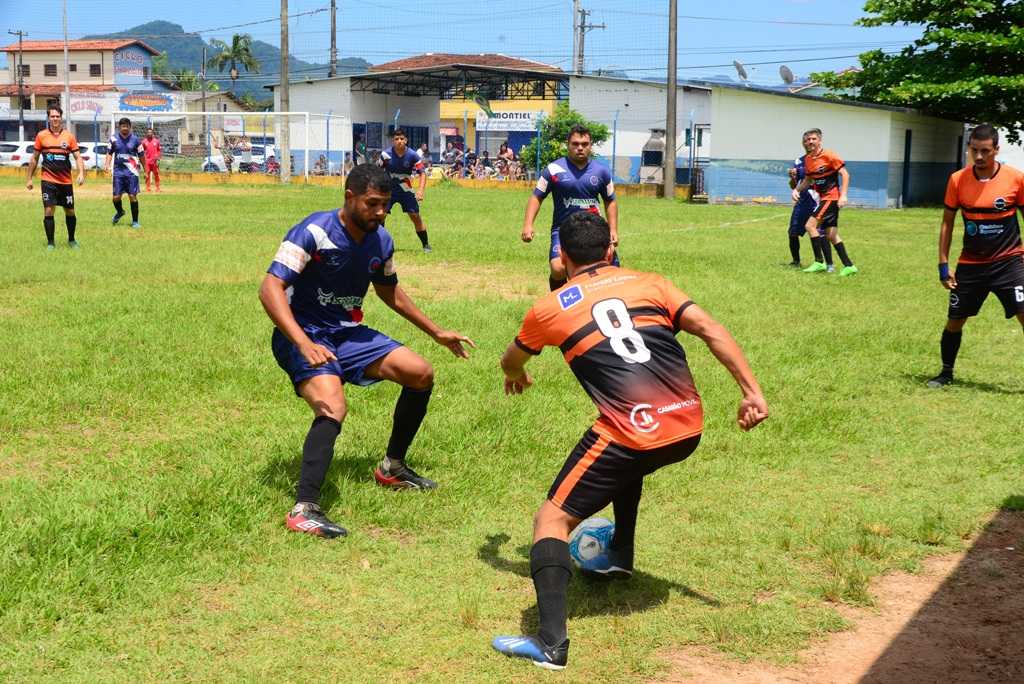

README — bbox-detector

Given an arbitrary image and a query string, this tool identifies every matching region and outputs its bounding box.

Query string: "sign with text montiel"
[474,111,539,131]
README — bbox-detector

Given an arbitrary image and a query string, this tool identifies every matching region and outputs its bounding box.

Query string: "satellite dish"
[780,65,795,85]
[733,60,748,82]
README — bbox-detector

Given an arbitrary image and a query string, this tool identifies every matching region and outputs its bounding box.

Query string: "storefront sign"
[475,110,539,131]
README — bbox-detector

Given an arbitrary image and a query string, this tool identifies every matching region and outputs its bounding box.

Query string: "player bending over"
[492,211,768,669]
[259,164,474,538]
[104,117,146,228]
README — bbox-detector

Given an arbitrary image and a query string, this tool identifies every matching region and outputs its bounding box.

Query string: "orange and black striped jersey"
[33,127,79,185]
[944,163,1024,265]
[515,264,703,450]
[801,149,844,200]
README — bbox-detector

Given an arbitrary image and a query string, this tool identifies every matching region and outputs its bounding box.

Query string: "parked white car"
[0,141,35,167]
[78,142,110,169]
[202,144,277,173]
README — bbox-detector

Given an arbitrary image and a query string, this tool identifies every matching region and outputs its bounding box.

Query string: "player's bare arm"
[258,273,337,367]
[605,197,619,246]
[938,207,958,290]
[372,282,475,358]
[25,150,40,190]
[499,343,534,395]
[838,166,850,207]
[791,176,810,202]
[72,149,85,186]
[522,194,543,242]
[416,168,426,201]
[677,303,768,431]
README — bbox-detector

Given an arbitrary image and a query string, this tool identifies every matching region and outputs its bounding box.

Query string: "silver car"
[0,141,35,167]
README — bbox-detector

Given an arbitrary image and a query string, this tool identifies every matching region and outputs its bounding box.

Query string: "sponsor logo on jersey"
[316,289,364,310]
[368,256,383,273]
[558,285,584,310]
[656,399,699,415]
[994,197,1007,211]
[949,293,960,307]
[966,221,978,236]
[629,404,660,433]
[562,197,600,211]
[590,175,600,186]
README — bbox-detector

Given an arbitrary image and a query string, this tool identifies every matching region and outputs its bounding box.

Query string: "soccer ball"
[568,517,615,570]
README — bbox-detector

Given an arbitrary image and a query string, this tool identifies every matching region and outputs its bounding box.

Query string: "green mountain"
[84,21,370,99]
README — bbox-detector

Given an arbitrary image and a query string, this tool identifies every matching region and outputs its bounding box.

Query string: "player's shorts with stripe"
[40,180,74,208]
[548,428,701,519]
[271,325,402,394]
[812,199,840,229]
[549,226,622,266]
[387,189,419,214]
[948,256,1024,320]
[789,199,815,237]
[113,173,140,197]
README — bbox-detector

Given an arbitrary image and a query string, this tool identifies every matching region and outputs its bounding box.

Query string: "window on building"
[69,64,77,72]
[46,98,60,109]
[44,64,57,77]
[89,64,101,77]
[143,66,150,79]
[20,96,31,110]
[18,64,30,77]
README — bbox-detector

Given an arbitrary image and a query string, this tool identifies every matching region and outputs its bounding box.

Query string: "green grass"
[1,177,1021,682]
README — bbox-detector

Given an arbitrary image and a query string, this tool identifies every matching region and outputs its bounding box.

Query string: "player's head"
[118,117,132,136]
[46,105,63,129]
[343,164,391,232]
[559,211,613,270]
[146,128,155,138]
[802,128,822,153]
[392,128,407,150]
[967,124,999,171]
[567,125,592,163]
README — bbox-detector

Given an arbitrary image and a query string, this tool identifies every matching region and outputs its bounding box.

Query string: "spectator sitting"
[265,155,280,175]
[313,154,328,176]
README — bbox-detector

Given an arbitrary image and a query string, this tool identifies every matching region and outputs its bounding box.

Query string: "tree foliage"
[151,51,170,77]
[207,34,260,92]
[516,102,611,170]
[813,1,1024,141]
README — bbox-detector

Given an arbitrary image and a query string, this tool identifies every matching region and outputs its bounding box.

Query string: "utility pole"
[280,0,291,183]
[328,0,337,78]
[664,0,677,200]
[62,0,71,125]
[7,29,26,140]
[201,46,208,148]
[575,6,605,74]
[571,0,579,75]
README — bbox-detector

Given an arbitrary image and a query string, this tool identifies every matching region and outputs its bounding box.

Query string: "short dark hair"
[560,211,610,265]
[803,128,822,138]
[392,128,407,139]
[567,124,591,142]
[46,105,63,117]
[968,124,999,146]
[345,163,391,195]
[118,117,132,127]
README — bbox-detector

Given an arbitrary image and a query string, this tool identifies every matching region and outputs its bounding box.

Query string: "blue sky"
[2,0,921,85]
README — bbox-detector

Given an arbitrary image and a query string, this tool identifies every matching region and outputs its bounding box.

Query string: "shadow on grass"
[258,449,379,510]
[860,496,1024,683]
[902,372,1024,395]
[479,533,720,632]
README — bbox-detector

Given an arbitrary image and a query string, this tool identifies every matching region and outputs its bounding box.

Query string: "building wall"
[885,113,962,206]
[5,50,115,86]
[439,98,556,152]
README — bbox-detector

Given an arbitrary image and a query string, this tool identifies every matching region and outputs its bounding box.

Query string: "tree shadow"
[860,496,1024,683]
[901,372,1024,395]
[479,533,720,633]
[257,448,379,510]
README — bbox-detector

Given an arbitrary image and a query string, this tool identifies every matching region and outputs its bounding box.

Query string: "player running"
[786,156,817,266]
[522,124,619,291]
[259,164,474,538]
[104,117,146,228]
[492,212,768,669]
[25,105,85,250]
[928,124,1024,388]
[380,129,431,253]
[792,129,858,276]
[142,128,162,192]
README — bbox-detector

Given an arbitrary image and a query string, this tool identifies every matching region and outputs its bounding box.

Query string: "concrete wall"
[8,50,115,86]
[886,113,962,205]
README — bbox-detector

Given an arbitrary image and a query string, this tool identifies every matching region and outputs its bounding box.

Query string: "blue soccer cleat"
[492,635,569,670]
[131,221,141,229]
[112,212,124,225]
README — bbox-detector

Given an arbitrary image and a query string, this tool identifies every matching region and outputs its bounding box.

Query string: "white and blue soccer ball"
[568,517,615,571]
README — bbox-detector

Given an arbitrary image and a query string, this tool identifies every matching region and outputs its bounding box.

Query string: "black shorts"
[548,429,701,519]
[812,199,839,230]
[41,181,74,208]
[948,256,1024,320]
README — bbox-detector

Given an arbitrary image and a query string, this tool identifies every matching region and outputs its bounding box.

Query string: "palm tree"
[206,33,260,92]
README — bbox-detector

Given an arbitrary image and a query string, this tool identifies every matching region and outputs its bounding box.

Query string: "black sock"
[834,241,853,267]
[940,329,962,376]
[416,230,429,247]
[531,537,572,646]
[43,217,55,245]
[810,235,823,262]
[130,200,139,222]
[610,479,642,568]
[113,198,124,215]
[549,276,567,291]
[65,215,77,242]
[821,238,833,266]
[788,236,800,263]
[385,385,433,463]
[295,415,341,504]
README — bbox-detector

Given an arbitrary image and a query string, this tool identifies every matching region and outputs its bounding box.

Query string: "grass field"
[0,176,1021,683]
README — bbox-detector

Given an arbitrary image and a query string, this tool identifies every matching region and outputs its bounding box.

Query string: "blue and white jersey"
[108,133,144,176]
[533,157,616,230]
[793,157,818,209]
[267,210,398,334]
[380,146,425,195]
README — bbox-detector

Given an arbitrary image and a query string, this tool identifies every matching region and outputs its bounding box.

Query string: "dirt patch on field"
[397,260,540,301]
[656,508,1024,684]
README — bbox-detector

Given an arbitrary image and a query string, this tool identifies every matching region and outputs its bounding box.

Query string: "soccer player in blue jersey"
[786,156,817,266]
[380,129,432,252]
[104,117,146,228]
[259,164,474,538]
[522,125,619,291]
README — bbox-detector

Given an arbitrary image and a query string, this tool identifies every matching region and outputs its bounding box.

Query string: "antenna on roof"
[733,60,748,84]
[779,65,795,85]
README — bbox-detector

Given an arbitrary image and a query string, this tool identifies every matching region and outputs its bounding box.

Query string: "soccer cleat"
[131,222,141,229]
[840,265,859,277]
[491,635,569,670]
[422,245,433,254]
[46,244,56,251]
[580,546,634,580]
[803,262,827,273]
[285,502,348,538]
[826,264,836,274]
[68,240,80,249]
[374,458,438,490]
[926,373,953,388]
[112,212,124,225]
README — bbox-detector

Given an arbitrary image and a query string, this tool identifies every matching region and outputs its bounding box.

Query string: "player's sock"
[821,238,833,266]
[65,215,77,242]
[610,480,642,570]
[549,276,567,291]
[531,537,572,647]
[834,242,853,267]
[416,230,429,248]
[810,236,823,263]
[385,385,433,462]
[788,236,800,263]
[43,217,55,245]
[295,415,341,504]
[130,200,139,223]
[940,329,962,377]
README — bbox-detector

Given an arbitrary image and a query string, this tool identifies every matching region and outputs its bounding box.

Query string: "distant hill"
[84,21,371,99]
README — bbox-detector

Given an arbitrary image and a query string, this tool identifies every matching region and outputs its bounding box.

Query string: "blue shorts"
[113,173,140,197]
[387,189,420,215]
[550,226,621,266]
[271,325,403,395]
[789,201,815,237]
